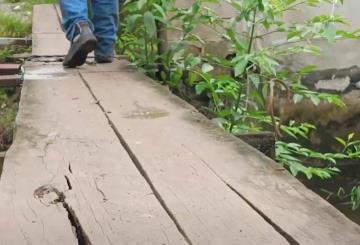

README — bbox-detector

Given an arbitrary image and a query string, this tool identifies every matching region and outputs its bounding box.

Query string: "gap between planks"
[78,71,193,245]
[78,71,290,245]
[79,69,360,245]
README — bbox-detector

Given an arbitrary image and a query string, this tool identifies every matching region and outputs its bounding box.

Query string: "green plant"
[4,0,58,12]
[327,181,360,211]
[119,0,360,209]
[0,46,30,62]
[0,12,31,37]
[0,88,19,151]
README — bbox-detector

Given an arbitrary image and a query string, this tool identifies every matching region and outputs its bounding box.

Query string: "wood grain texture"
[0,75,22,87]
[0,63,21,75]
[32,34,69,56]
[7,3,359,244]
[82,70,360,245]
[32,5,68,56]
[82,71,291,245]
[0,65,186,245]
[32,4,63,34]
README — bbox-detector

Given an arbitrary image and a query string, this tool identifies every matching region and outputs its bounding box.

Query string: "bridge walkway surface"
[0,4,359,245]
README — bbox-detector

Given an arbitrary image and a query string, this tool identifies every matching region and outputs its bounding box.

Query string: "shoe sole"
[64,38,97,68]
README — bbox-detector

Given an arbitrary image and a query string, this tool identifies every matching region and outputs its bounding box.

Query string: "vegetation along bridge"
[0,4,359,245]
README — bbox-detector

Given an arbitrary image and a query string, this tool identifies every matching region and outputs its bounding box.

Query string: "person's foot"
[63,22,97,68]
[95,56,114,64]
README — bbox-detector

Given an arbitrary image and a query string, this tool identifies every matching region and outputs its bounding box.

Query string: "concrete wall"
[282,0,360,70]
[174,0,360,70]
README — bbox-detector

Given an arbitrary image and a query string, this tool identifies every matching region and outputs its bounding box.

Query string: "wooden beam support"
[0,64,21,75]
[0,75,22,87]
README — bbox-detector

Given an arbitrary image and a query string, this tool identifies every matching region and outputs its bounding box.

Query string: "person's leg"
[90,0,119,62]
[60,0,97,67]
[60,0,92,41]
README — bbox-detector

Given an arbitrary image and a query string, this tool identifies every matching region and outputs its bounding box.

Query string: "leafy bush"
[121,0,360,209]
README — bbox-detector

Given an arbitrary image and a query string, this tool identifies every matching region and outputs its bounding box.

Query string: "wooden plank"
[0,37,32,46]
[0,75,78,245]
[32,34,69,56]
[32,4,63,34]
[82,70,360,245]
[81,71,291,245]
[24,60,134,75]
[0,63,21,75]
[32,4,68,56]
[0,75,22,87]
[55,4,63,23]
[0,65,186,244]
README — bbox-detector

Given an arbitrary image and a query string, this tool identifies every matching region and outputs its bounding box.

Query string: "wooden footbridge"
[0,5,359,245]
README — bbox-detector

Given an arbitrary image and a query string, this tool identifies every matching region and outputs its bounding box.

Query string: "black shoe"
[95,56,114,64]
[63,22,97,68]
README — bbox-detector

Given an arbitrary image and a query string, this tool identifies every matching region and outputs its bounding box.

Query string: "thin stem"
[144,29,149,65]
[247,10,257,54]
[229,85,243,133]
[229,9,257,133]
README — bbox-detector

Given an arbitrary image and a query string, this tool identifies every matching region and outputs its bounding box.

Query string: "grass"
[0,12,31,37]
[5,0,58,12]
[0,46,31,62]
[0,88,19,151]
[0,0,40,150]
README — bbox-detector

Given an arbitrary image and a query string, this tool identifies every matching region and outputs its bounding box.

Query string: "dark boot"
[95,55,114,64]
[63,22,97,68]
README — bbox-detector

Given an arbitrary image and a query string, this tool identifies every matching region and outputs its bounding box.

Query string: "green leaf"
[201,63,214,73]
[144,11,157,38]
[293,94,304,104]
[249,74,260,89]
[195,83,207,95]
[310,95,321,106]
[126,14,142,33]
[348,133,355,141]
[335,137,347,147]
[323,23,337,43]
[234,57,248,77]
[137,0,146,10]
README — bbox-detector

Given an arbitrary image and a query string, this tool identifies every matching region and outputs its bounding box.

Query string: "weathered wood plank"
[32,4,63,34]
[55,3,63,23]
[0,75,22,87]
[32,5,68,56]
[0,63,21,75]
[82,70,360,245]
[82,71,291,245]
[32,34,69,56]
[0,65,187,244]
[0,75,78,245]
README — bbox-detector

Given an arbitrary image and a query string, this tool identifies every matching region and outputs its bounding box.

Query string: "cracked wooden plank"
[0,75,78,245]
[82,70,360,245]
[0,65,187,244]
[81,71,290,245]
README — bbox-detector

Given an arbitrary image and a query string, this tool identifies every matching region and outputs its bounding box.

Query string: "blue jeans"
[60,0,119,57]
